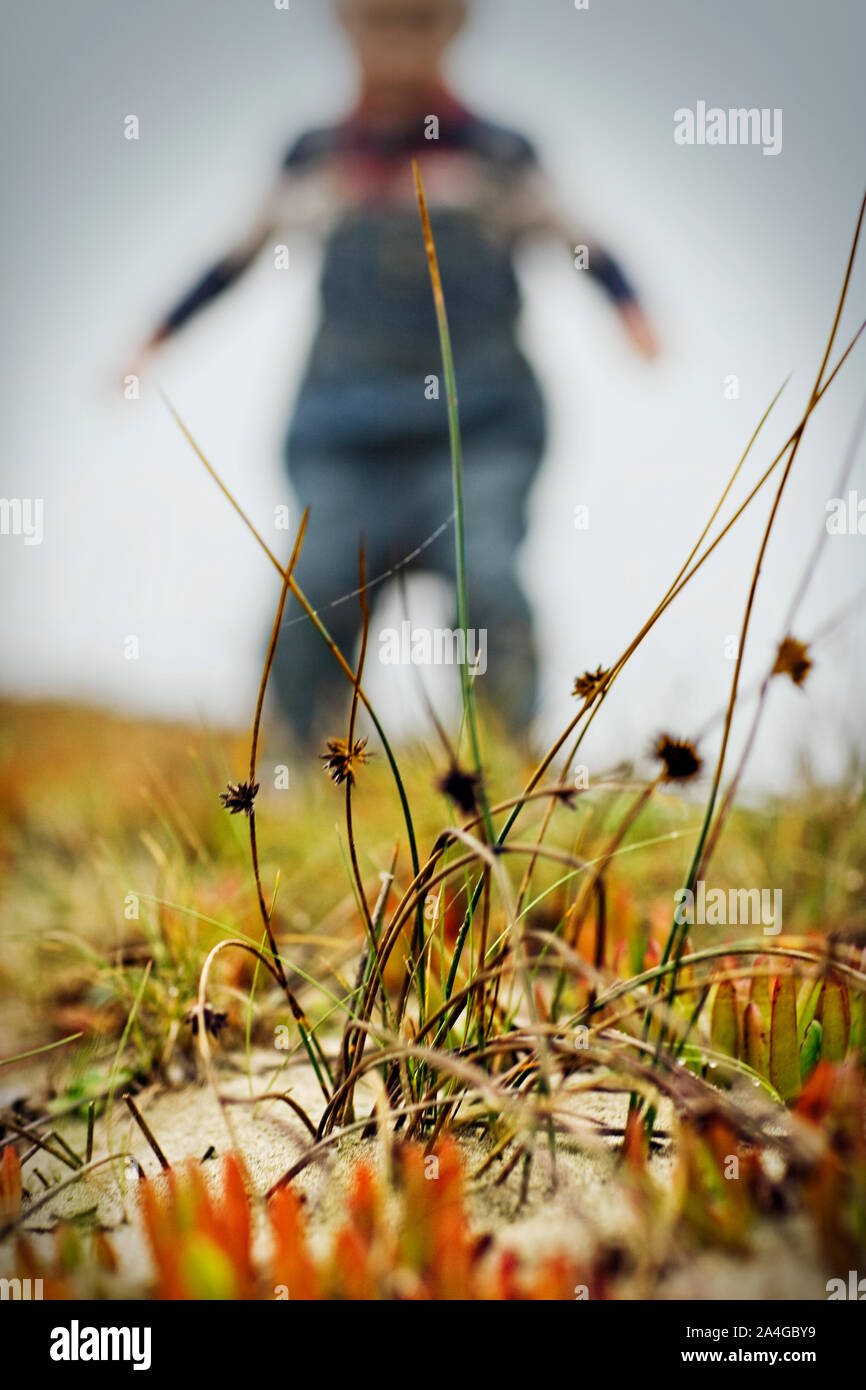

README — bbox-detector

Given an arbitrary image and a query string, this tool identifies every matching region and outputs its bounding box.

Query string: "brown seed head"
[772,635,812,687]
[220,781,259,816]
[320,737,371,787]
[572,666,610,704]
[654,734,702,782]
[435,762,481,816]
[185,1004,229,1038]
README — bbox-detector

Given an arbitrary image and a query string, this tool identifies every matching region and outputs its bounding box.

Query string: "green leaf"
[769,975,800,1101]
[749,958,771,1025]
[744,1000,767,1076]
[181,1235,238,1300]
[800,1018,823,1083]
[796,977,822,1044]
[710,979,739,1058]
[628,921,650,981]
[0,1032,83,1069]
[817,979,850,1062]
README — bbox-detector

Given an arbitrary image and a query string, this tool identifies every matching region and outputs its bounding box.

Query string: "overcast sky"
[1,0,865,788]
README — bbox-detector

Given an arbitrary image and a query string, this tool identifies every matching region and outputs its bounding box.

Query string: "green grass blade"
[769,975,800,1101]
[710,979,738,1058]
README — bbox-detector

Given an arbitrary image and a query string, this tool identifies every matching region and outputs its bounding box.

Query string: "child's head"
[337,0,467,91]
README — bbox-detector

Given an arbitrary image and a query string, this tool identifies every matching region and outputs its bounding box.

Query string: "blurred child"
[131,0,657,745]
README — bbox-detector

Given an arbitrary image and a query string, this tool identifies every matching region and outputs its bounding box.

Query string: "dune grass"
[0,179,865,1297]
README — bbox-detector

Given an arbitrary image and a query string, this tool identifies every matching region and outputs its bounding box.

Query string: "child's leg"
[270,455,376,745]
[413,441,541,736]
[272,441,421,745]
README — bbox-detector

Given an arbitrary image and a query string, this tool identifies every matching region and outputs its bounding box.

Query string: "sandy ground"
[0,1045,827,1300]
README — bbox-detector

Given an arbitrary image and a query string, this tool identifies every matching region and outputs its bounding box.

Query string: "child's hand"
[119,332,165,392]
[619,301,660,360]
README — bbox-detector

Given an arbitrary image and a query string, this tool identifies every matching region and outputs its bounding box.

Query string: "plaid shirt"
[162,88,637,452]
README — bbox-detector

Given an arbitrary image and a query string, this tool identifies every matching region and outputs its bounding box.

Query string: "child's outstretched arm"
[122,139,336,381]
[126,133,341,382]
[126,189,279,379]
[579,246,659,358]
[501,156,659,359]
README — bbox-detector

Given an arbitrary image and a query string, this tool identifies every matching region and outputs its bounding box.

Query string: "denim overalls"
[273,109,547,740]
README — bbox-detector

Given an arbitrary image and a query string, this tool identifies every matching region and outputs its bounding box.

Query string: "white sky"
[1,0,865,788]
